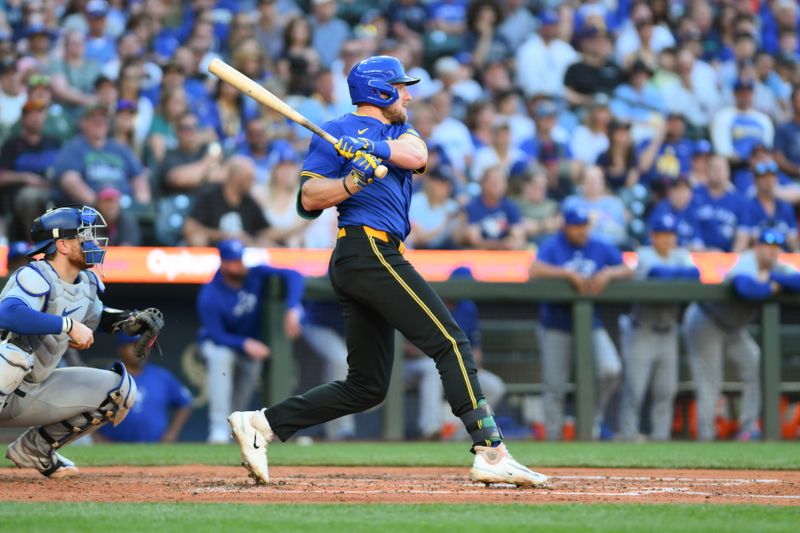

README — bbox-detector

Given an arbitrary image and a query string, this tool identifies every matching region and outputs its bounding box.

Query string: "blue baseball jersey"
[647,200,702,248]
[537,232,623,331]
[299,113,425,240]
[465,197,522,240]
[738,196,798,241]
[732,168,793,196]
[731,114,769,161]
[197,265,304,353]
[637,139,693,185]
[692,185,745,252]
[97,364,192,442]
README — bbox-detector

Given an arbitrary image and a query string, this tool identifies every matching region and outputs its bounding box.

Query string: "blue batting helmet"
[29,206,109,266]
[347,55,420,108]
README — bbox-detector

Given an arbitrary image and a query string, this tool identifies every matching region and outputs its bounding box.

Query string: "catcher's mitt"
[112,308,164,358]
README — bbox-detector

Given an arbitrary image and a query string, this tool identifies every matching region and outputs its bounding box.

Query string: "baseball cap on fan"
[650,213,678,234]
[217,239,245,261]
[563,204,590,226]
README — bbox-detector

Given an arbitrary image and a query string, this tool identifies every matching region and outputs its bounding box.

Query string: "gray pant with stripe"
[681,304,760,441]
[539,327,622,440]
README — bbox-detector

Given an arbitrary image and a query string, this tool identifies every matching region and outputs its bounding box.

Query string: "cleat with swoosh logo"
[470,443,548,487]
[228,410,274,484]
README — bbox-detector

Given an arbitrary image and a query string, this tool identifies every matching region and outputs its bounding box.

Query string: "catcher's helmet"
[347,55,420,108]
[29,206,109,266]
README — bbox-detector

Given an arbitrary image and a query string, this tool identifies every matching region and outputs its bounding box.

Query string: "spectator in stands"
[231,37,274,121]
[570,94,611,165]
[564,166,628,248]
[310,0,350,68]
[6,75,70,143]
[0,98,59,241]
[615,2,675,71]
[492,89,533,150]
[522,100,578,200]
[659,47,719,131]
[529,204,631,440]
[512,168,561,246]
[101,32,143,81]
[648,176,703,250]
[711,77,774,166]
[0,59,26,134]
[693,154,744,252]
[734,159,799,252]
[255,0,292,60]
[408,166,459,250]
[683,228,800,441]
[6,241,32,272]
[462,165,525,250]
[619,212,699,442]
[23,24,58,72]
[183,155,274,247]
[775,86,800,179]
[48,29,102,129]
[688,140,713,186]
[470,121,527,183]
[430,91,473,179]
[111,99,138,153]
[497,0,536,50]
[95,332,193,443]
[197,239,303,443]
[96,186,142,246]
[237,116,297,187]
[117,60,154,152]
[53,103,150,206]
[84,1,116,66]
[146,86,189,166]
[610,60,667,143]
[596,119,639,191]
[258,155,309,247]
[564,23,622,108]
[210,74,247,152]
[385,0,427,41]
[293,69,340,141]
[638,112,693,190]
[157,112,223,197]
[463,0,509,70]
[719,33,758,89]
[515,10,577,99]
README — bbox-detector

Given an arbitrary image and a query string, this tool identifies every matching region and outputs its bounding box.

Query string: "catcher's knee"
[0,342,34,398]
[39,362,137,450]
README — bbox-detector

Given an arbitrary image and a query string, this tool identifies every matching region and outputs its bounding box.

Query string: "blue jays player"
[529,204,633,440]
[647,176,703,249]
[619,213,699,441]
[682,229,800,440]
[197,239,304,443]
[693,154,745,252]
[226,55,548,487]
[0,207,137,477]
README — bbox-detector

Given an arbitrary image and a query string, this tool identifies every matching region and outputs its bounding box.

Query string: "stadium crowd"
[1,0,799,254]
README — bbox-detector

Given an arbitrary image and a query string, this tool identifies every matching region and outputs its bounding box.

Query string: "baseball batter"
[682,228,800,440]
[529,204,633,440]
[226,55,547,487]
[619,213,699,441]
[0,206,161,477]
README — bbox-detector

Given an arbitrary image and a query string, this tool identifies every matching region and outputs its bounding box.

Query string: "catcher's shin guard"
[37,361,137,450]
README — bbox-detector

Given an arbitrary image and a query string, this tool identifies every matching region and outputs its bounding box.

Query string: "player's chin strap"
[36,361,137,451]
[460,400,504,451]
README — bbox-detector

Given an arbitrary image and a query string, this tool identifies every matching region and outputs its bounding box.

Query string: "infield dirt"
[2,466,799,505]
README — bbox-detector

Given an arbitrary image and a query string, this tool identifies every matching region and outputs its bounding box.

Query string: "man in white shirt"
[515,10,578,99]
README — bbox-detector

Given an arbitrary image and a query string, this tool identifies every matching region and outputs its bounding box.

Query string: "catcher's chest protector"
[0,262,102,382]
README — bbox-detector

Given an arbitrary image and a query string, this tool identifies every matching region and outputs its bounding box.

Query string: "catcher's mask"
[29,206,109,269]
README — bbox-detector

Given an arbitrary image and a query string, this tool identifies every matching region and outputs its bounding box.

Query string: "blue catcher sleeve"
[770,271,800,292]
[0,297,64,335]
[732,275,774,301]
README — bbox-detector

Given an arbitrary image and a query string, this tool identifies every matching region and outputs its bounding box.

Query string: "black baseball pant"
[264,225,485,441]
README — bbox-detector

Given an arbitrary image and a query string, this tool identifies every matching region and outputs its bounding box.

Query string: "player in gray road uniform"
[0,207,138,477]
[682,228,800,441]
[619,213,700,441]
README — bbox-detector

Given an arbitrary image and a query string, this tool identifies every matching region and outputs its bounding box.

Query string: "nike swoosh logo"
[61,306,81,317]
[253,434,260,449]
[357,128,368,134]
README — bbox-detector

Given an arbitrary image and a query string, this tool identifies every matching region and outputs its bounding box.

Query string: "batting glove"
[334,136,362,159]
[347,151,381,188]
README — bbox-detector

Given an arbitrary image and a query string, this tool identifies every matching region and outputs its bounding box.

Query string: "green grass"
[0,503,797,533]
[2,441,798,470]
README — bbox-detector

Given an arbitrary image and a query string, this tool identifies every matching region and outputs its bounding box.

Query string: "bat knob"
[375,165,388,179]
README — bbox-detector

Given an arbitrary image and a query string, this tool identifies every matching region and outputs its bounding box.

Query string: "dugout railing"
[265,277,800,442]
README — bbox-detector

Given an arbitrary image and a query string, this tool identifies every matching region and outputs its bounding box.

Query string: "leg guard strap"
[460,400,503,448]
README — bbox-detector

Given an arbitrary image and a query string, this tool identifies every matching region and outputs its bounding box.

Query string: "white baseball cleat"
[228,410,274,485]
[5,441,79,479]
[470,443,548,487]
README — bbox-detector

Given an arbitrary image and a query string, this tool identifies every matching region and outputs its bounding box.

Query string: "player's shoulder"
[11,264,51,297]
[323,114,358,136]
[81,269,105,294]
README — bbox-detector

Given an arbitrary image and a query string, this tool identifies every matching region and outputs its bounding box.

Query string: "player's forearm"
[602,264,634,281]
[300,177,358,211]
[529,261,575,280]
[386,136,427,170]
[770,272,800,292]
[0,298,65,335]
[161,407,192,443]
[60,171,97,204]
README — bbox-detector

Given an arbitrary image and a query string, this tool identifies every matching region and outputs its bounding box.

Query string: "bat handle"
[375,165,388,179]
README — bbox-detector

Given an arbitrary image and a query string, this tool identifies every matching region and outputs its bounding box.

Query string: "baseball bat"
[208,58,387,179]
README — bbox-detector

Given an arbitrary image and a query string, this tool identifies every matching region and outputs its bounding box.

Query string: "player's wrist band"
[370,141,391,160]
[342,177,354,196]
[62,317,73,335]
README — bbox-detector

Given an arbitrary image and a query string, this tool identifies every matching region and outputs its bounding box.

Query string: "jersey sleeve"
[166,371,193,408]
[399,123,428,174]
[300,124,343,182]
[535,238,558,265]
[604,243,623,267]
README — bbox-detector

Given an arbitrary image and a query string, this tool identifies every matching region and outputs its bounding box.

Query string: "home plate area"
[1,466,798,505]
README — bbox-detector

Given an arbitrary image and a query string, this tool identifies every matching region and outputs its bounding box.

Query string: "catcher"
[0,206,163,478]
